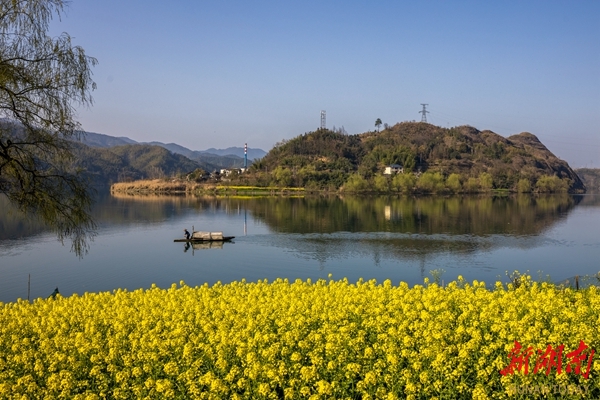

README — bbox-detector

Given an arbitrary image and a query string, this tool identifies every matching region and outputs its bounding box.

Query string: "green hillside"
[73,143,204,185]
[233,123,585,193]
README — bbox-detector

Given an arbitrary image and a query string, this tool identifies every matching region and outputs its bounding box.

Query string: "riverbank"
[110,179,201,193]
[110,180,307,195]
[110,174,574,196]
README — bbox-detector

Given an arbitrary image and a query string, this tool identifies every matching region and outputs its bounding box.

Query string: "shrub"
[416,171,445,193]
[464,177,480,193]
[535,175,569,193]
[373,174,389,193]
[479,172,494,191]
[343,173,369,192]
[392,173,417,193]
[446,173,462,193]
[516,178,532,193]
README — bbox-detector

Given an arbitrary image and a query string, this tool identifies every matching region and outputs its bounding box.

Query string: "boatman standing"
[184,229,191,240]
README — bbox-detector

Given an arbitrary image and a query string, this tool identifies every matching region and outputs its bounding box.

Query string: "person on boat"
[184,229,191,240]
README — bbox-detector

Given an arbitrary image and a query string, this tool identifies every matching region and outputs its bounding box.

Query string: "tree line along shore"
[110,172,573,195]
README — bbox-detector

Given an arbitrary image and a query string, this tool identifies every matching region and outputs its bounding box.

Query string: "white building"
[384,164,403,175]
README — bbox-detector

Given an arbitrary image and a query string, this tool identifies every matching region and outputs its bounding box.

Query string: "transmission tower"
[419,104,429,123]
[320,110,326,129]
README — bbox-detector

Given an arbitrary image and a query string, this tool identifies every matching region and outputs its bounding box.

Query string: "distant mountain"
[79,131,137,147]
[72,143,210,185]
[144,142,265,168]
[0,120,255,186]
[200,147,267,160]
[575,168,600,193]
[79,131,267,169]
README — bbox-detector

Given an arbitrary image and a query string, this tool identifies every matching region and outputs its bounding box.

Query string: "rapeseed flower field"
[0,276,598,399]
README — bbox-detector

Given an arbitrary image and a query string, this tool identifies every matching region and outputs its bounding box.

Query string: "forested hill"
[239,122,585,193]
[79,131,267,166]
[73,143,205,185]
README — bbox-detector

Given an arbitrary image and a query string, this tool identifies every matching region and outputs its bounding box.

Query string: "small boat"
[174,237,235,243]
[174,230,234,243]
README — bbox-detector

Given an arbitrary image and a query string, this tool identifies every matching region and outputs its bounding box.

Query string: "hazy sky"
[52,0,599,167]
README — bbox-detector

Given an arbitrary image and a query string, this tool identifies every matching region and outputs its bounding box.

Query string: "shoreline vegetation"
[110,173,571,196]
[110,180,308,195]
[1,274,599,399]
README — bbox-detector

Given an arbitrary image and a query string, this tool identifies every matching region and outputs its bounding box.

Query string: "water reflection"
[182,241,232,252]
[245,194,578,235]
[1,192,599,303]
[229,194,579,269]
[1,192,580,243]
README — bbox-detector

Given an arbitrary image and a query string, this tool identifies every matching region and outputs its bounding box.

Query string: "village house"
[383,164,403,175]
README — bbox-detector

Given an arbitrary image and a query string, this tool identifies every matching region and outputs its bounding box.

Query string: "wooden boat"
[174,236,235,243]
[174,230,234,242]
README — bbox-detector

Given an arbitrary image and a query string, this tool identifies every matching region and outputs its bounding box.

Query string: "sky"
[51,0,600,167]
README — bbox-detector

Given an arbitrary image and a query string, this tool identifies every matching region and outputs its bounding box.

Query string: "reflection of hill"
[245,195,578,236]
[92,192,200,225]
[577,194,600,207]
[1,193,585,265]
[285,232,555,265]
[241,195,579,264]
[0,196,48,240]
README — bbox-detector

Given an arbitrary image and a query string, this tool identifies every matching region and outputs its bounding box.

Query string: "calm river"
[1,192,599,303]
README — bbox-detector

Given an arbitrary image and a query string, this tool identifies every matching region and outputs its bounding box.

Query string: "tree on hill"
[375,118,382,132]
[0,0,97,256]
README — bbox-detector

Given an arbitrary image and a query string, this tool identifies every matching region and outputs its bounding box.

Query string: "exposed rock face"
[507,132,586,193]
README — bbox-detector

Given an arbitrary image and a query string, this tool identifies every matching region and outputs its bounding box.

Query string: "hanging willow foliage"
[0,0,98,256]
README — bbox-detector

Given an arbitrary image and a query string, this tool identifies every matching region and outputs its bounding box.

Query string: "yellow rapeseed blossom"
[0,277,598,399]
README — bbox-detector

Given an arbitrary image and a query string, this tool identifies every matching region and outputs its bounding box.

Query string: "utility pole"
[419,104,429,123]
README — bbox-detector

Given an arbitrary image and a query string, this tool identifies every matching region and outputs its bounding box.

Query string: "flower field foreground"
[0,277,599,399]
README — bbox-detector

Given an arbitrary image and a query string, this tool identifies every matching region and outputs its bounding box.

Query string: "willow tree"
[0,0,97,256]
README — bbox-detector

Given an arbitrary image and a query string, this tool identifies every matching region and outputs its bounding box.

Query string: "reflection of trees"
[246,194,578,236]
[1,192,587,265]
[95,191,195,224]
[238,194,581,265]
[0,192,248,239]
[94,193,251,225]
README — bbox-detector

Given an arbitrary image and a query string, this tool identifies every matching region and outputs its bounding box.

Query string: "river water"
[1,192,599,303]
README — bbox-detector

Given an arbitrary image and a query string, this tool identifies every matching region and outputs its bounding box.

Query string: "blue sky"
[52,0,599,167]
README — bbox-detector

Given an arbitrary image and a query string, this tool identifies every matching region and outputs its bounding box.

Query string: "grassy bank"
[110,181,306,196]
[110,179,201,193]
[1,277,598,399]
